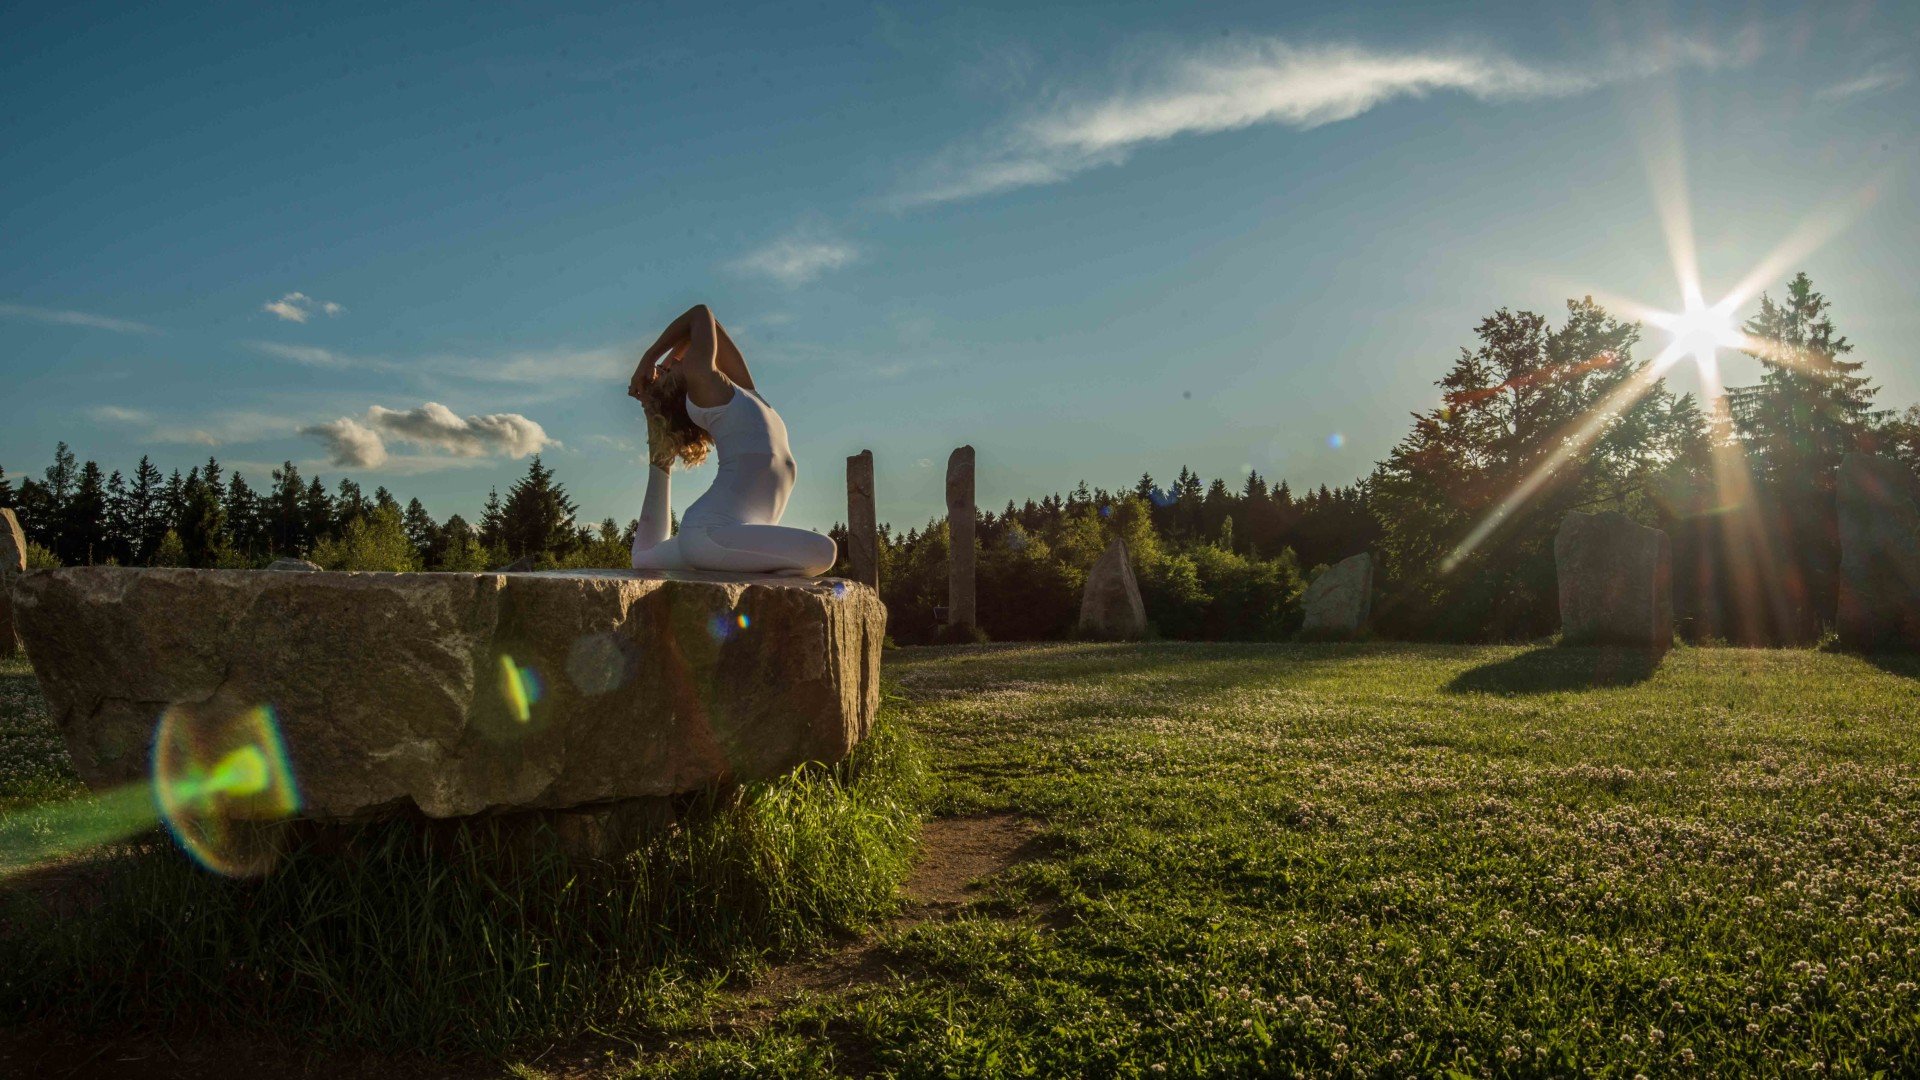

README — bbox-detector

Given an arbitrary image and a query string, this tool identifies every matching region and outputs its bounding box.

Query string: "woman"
[626,304,837,576]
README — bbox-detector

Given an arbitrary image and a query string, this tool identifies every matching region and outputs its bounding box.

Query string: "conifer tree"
[499,456,579,561]
[128,456,166,563]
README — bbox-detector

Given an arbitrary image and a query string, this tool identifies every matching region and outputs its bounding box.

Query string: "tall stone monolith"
[1837,452,1920,650]
[1299,552,1372,639]
[847,450,878,591]
[1555,510,1673,650]
[1079,537,1147,640]
[946,446,975,630]
[1,508,25,658]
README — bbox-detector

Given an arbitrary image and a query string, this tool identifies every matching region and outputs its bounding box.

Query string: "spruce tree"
[499,456,579,561]
[104,469,131,564]
[128,456,165,563]
[62,460,109,564]
[403,498,439,565]
[0,465,13,507]
[224,471,259,557]
[267,462,306,555]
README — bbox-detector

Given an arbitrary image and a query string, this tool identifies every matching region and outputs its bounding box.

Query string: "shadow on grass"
[1859,650,1920,681]
[1446,646,1663,695]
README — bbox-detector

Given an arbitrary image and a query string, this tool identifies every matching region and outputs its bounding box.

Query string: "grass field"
[7,643,1920,1076]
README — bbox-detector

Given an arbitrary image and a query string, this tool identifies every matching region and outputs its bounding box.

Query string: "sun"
[1646,295,1745,368]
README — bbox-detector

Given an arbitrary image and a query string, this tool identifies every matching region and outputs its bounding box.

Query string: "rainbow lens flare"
[499,654,544,723]
[152,703,301,877]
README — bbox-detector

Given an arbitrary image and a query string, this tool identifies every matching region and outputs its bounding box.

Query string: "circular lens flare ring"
[152,703,301,877]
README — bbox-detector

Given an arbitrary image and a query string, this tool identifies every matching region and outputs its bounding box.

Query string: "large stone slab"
[1837,453,1920,650]
[1,508,24,658]
[1300,552,1372,639]
[12,567,885,821]
[1555,511,1672,650]
[1078,537,1147,640]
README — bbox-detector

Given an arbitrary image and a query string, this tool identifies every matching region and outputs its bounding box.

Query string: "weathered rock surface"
[13,568,885,821]
[1,508,24,658]
[846,450,878,591]
[266,557,322,572]
[1555,511,1672,650]
[1078,538,1147,640]
[1837,453,1920,650]
[1300,552,1373,639]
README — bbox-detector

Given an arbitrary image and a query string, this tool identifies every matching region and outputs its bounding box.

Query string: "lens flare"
[1326,432,1346,449]
[152,703,301,877]
[736,613,751,630]
[0,783,159,878]
[831,581,850,599]
[499,655,544,723]
[565,632,636,696]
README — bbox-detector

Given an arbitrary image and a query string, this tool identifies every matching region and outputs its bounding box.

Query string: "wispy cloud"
[899,35,1749,205]
[302,402,558,470]
[0,302,161,336]
[729,229,860,286]
[1814,63,1909,103]
[90,405,294,446]
[247,340,629,385]
[262,291,346,323]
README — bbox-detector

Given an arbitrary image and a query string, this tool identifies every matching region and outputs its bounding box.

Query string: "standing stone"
[1837,453,1920,650]
[1299,552,1372,639]
[946,446,975,630]
[1,508,25,658]
[1079,537,1147,640]
[846,450,878,591]
[1555,511,1673,650]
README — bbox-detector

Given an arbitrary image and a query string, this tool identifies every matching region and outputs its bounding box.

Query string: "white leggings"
[629,465,836,576]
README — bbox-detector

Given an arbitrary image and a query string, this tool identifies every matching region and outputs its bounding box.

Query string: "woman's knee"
[798,531,837,576]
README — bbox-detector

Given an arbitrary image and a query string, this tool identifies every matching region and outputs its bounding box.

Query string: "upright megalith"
[846,449,878,591]
[1837,452,1920,650]
[1300,552,1372,639]
[13,568,886,828]
[946,446,976,630]
[1079,537,1147,640]
[1555,510,1673,650]
[1,508,25,658]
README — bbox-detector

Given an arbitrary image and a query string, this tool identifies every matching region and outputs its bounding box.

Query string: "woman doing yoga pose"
[627,304,836,576]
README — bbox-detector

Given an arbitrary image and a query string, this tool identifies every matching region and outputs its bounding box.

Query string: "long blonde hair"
[636,366,715,468]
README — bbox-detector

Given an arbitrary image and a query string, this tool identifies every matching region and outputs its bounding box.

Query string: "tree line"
[6,272,1907,646]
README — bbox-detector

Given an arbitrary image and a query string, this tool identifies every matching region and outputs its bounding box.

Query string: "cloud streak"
[899,36,1745,205]
[0,302,161,335]
[1814,64,1909,103]
[262,292,346,323]
[729,230,860,285]
[302,402,558,469]
[91,405,295,446]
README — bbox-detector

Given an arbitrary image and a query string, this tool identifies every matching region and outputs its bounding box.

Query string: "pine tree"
[303,477,335,546]
[162,469,188,538]
[267,462,306,555]
[177,467,226,567]
[403,498,439,565]
[334,478,368,528]
[103,469,131,564]
[61,460,109,564]
[0,465,13,507]
[374,485,402,517]
[478,487,505,549]
[224,471,260,557]
[128,456,166,563]
[499,456,579,561]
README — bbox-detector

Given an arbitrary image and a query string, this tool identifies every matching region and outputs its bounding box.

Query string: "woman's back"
[680,384,797,529]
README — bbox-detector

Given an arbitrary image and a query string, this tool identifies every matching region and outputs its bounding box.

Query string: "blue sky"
[2,1,1914,534]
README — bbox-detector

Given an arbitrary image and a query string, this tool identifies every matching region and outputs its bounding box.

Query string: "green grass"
[0,654,925,1055]
[641,642,1920,1077]
[10,644,1920,1075]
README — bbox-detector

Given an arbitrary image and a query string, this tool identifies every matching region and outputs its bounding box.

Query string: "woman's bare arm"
[713,318,755,390]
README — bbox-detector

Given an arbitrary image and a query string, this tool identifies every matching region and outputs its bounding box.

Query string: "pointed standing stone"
[1837,453,1920,650]
[1079,537,1147,640]
[846,450,878,591]
[946,446,975,630]
[1555,511,1673,650]
[1299,552,1372,639]
[1,508,24,658]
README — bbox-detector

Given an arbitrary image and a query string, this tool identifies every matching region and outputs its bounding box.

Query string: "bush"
[0,711,926,1053]
[21,542,60,570]
[311,506,419,572]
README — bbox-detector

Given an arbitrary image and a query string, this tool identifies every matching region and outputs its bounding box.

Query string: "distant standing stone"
[1837,453,1920,650]
[947,446,975,629]
[1,508,25,658]
[1555,511,1672,650]
[1300,552,1372,639]
[1079,537,1147,640]
[266,557,322,572]
[846,449,878,591]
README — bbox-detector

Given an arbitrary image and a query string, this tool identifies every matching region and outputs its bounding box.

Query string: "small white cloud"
[247,340,376,368]
[729,229,860,286]
[262,291,347,323]
[0,302,161,335]
[1814,64,1909,103]
[92,405,293,446]
[301,402,558,469]
[916,457,933,468]
[89,405,152,424]
[300,417,388,468]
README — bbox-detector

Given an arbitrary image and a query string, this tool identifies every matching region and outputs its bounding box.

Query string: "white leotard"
[629,383,837,576]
